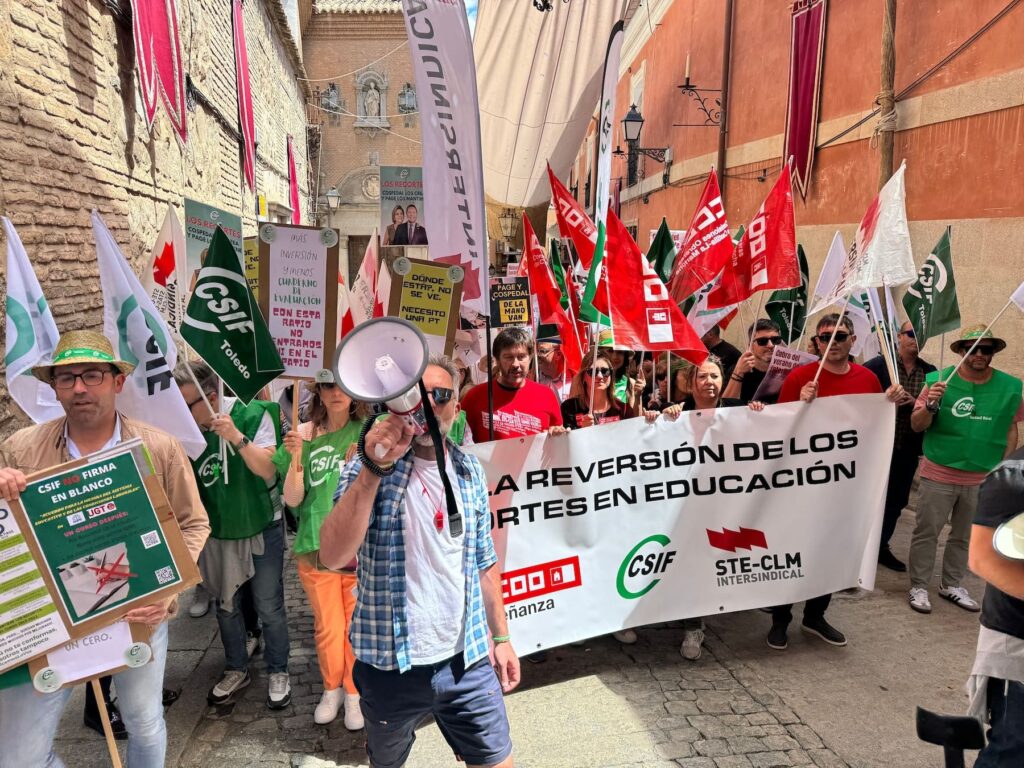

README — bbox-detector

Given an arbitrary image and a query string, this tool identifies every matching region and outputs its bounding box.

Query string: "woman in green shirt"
[271,370,365,729]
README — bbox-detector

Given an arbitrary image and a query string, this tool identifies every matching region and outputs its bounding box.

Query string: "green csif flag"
[901,227,960,350]
[647,217,676,284]
[551,240,571,312]
[765,244,810,343]
[580,221,610,325]
[181,226,284,402]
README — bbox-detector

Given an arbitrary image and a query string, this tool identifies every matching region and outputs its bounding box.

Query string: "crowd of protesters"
[0,308,1022,768]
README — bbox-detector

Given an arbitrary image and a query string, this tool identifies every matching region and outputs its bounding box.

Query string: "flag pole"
[812,294,852,385]
[748,291,765,348]
[218,379,229,485]
[942,298,1014,385]
[588,325,600,419]
[866,291,898,384]
[291,380,301,471]
[787,300,796,346]
[485,314,494,441]
[940,333,945,370]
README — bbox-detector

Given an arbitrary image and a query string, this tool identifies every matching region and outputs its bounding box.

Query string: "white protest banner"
[258,223,341,378]
[751,346,820,403]
[594,20,624,226]
[402,0,488,315]
[468,395,893,654]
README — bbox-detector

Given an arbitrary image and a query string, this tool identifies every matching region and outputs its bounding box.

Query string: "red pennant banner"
[708,166,798,310]
[784,0,828,200]
[287,136,301,225]
[668,169,732,303]
[548,163,598,269]
[233,0,256,190]
[130,0,188,144]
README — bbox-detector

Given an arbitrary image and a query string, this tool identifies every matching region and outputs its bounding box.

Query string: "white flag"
[349,231,378,326]
[854,161,916,289]
[848,290,880,360]
[3,218,64,423]
[594,21,624,226]
[1011,280,1024,312]
[686,272,739,338]
[93,211,206,458]
[808,231,863,316]
[142,205,187,335]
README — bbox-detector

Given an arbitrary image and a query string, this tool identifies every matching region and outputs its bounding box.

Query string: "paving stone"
[696,691,736,714]
[694,738,731,757]
[665,725,703,742]
[714,757,754,768]
[656,740,696,759]
[785,724,824,750]
[748,752,792,768]
[726,736,766,754]
[676,758,719,768]
[807,748,847,768]
[688,715,732,739]
[747,712,779,726]
[761,735,801,752]
[785,748,813,766]
[666,700,702,716]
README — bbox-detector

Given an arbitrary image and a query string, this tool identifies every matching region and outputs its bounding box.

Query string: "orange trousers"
[296,556,358,694]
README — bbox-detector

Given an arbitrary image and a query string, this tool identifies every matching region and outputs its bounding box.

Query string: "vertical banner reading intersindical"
[258,223,340,378]
[401,0,488,316]
[594,20,624,226]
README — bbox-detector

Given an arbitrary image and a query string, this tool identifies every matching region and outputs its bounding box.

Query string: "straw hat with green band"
[32,330,135,382]
[950,323,1007,355]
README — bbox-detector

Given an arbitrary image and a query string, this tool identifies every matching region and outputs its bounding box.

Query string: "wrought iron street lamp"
[614,105,669,187]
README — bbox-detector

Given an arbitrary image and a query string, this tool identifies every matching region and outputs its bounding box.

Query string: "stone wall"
[0,0,311,437]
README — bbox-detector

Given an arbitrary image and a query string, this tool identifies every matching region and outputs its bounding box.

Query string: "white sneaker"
[267,672,291,710]
[909,587,932,614]
[207,669,250,705]
[680,629,704,661]
[313,688,343,725]
[189,587,210,618]
[245,631,262,658]
[343,693,364,731]
[939,585,981,612]
[612,629,637,644]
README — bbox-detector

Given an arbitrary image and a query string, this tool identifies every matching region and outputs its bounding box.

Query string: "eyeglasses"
[900,329,916,338]
[817,331,850,344]
[587,367,613,378]
[428,387,454,405]
[965,345,995,357]
[753,336,784,347]
[52,370,111,390]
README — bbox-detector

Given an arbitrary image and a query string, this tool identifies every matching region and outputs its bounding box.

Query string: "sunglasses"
[655,372,668,381]
[318,382,337,390]
[587,367,613,378]
[428,387,454,405]
[900,329,916,338]
[753,336,783,347]
[817,331,850,344]
[964,345,996,357]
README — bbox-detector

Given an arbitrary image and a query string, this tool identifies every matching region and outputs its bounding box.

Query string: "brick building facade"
[571,0,1024,377]
[302,0,422,282]
[0,0,312,436]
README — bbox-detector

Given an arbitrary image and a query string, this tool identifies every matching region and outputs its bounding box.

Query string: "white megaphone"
[333,317,430,458]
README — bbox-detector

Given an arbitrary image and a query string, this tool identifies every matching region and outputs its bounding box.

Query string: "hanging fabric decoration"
[232,0,256,190]
[129,0,188,144]
[783,0,827,199]
[287,136,301,225]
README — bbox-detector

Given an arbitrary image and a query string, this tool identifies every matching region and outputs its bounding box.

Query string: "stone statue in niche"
[364,82,381,118]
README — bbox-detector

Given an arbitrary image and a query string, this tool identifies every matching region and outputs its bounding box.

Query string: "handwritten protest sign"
[243,236,260,301]
[752,346,820,403]
[388,255,464,356]
[489,277,532,328]
[258,223,340,378]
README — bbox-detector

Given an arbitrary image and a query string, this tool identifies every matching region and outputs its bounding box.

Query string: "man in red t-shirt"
[461,327,566,442]
[768,312,906,653]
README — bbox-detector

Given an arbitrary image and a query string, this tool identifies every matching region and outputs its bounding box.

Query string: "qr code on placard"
[140,530,161,549]
[155,566,175,585]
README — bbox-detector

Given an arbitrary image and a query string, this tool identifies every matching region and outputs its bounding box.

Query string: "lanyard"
[412,467,445,533]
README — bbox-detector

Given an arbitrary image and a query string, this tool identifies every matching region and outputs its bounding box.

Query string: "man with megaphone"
[320,333,519,768]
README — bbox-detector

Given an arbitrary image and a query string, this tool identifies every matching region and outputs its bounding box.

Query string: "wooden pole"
[748,292,765,348]
[217,379,229,485]
[91,678,124,768]
[878,0,898,189]
[291,380,301,471]
[485,315,494,441]
[716,0,735,197]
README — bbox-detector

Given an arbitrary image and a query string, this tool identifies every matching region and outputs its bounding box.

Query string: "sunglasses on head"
[587,367,613,378]
[428,387,454,405]
[964,345,995,357]
[817,331,850,344]
[753,335,783,347]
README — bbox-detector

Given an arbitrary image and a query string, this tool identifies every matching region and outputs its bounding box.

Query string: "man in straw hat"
[907,324,1024,615]
[0,330,210,767]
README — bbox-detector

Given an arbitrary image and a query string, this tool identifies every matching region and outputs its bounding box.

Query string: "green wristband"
[492,634,511,644]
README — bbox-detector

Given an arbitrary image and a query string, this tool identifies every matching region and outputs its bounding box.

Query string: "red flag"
[130,0,188,144]
[233,0,256,191]
[604,214,707,363]
[707,166,798,310]
[338,272,355,339]
[436,253,482,301]
[668,169,732,303]
[523,216,583,375]
[287,136,301,225]
[547,163,598,269]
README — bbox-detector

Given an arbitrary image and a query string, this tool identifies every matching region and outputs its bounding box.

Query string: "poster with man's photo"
[379,166,427,247]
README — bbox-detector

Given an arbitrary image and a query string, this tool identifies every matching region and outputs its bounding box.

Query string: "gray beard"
[413,416,455,447]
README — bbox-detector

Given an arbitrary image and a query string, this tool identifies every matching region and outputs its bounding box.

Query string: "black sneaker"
[878,548,907,572]
[766,623,788,650]
[801,617,847,647]
[84,703,128,740]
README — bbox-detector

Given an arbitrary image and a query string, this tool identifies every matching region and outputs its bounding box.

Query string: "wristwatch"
[236,435,252,449]
[925,400,941,414]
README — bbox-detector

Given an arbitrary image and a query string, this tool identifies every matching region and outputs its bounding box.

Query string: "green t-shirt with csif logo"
[923,366,1023,474]
[272,421,361,555]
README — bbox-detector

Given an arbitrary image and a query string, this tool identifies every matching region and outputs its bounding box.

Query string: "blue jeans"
[216,519,290,673]
[0,622,169,768]
[976,678,1024,767]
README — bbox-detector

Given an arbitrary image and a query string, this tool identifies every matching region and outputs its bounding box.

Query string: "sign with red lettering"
[258,223,340,379]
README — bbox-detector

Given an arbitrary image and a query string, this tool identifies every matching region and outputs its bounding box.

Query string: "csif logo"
[906,253,948,303]
[198,454,221,488]
[617,534,677,599]
[951,396,975,418]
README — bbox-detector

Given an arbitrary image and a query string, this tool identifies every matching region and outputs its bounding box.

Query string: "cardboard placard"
[489,277,532,328]
[27,621,153,692]
[257,223,340,379]
[388,255,464,356]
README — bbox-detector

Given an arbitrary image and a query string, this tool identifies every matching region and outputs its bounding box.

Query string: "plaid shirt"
[333,442,498,672]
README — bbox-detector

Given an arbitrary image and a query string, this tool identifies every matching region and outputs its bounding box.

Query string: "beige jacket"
[0,413,211,565]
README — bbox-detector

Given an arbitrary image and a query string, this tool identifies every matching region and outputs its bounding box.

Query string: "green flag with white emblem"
[647,218,677,284]
[765,244,809,344]
[902,228,960,350]
[181,226,284,403]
